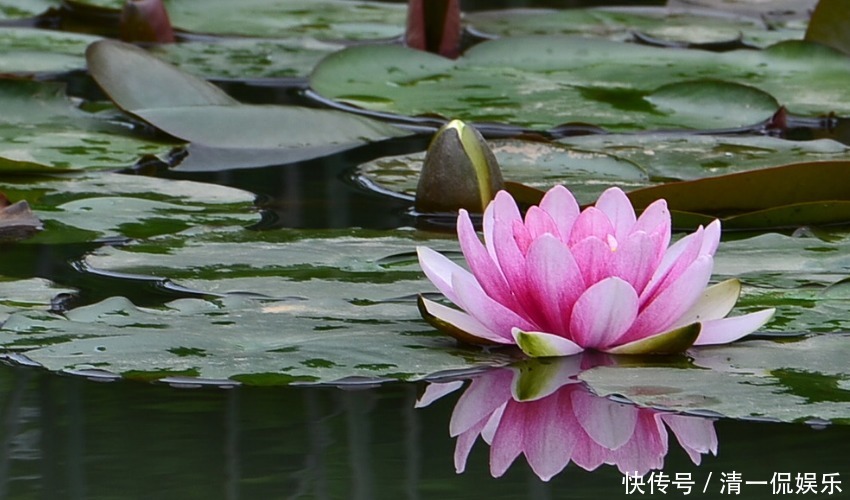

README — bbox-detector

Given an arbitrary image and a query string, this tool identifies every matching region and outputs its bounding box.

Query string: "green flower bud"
[415,120,504,213]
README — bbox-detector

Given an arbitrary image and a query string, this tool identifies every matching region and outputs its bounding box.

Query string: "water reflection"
[418,356,717,481]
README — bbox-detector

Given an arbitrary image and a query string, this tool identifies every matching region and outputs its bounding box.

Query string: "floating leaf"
[0,277,75,324]
[311,35,850,130]
[580,334,850,423]
[626,160,850,228]
[0,27,97,75]
[0,172,257,243]
[87,39,237,111]
[0,228,513,384]
[87,39,412,167]
[0,80,174,173]
[357,137,648,206]
[466,6,801,48]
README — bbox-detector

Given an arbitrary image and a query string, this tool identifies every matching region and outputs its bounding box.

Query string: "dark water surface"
[0,364,848,500]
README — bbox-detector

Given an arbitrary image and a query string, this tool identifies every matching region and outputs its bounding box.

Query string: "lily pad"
[580,334,850,423]
[310,35,850,130]
[87,40,412,168]
[0,0,54,19]
[0,172,258,243]
[0,80,175,173]
[0,27,97,75]
[153,37,342,79]
[0,229,514,384]
[0,277,74,324]
[467,6,801,48]
[556,134,850,182]
[357,137,650,205]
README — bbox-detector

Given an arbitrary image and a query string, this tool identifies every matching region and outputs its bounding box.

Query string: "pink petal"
[539,185,580,244]
[610,412,668,476]
[524,234,586,333]
[415,380,464,408]
[570,236,613,286]
[517,398,576,481]
[700,219,721,256]
[693,308,775,345]
[571,389,637,450]
[640,226,705,306]
[417,245,469,304]
[611,231,662,294]
[482,194,499,262]
[450,369,514,437]
[488,402,526,477]
[595,187,637,242]
[660,414,718,465]
[568,207,615,247]
[452,272,537,340]
[634,199,671,245]
[454,412,491,473]
[492,208,536,316]
[457,209,516,310]
[512,218,534,256]
[621,255,713,344]
[524,205,560,240]
[569,277,639,349]
[419,296,510,344]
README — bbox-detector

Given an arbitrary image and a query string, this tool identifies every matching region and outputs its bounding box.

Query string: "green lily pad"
[0,277,74,324]
[310,35,850,130]
[556,134,850,181]
[0,0,54,19]
[0,228,514,384]
[0,172,258,243]
[70,0,406,40]
[580,334,850,423]
[87,40,411,168]
[0,27,97,74]
[358,137,649,205]
[153,37,342,79]
[467,6,801,48]
[0,80,175,173]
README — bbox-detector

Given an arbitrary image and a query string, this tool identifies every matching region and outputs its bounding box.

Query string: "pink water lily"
[417,185,775,356]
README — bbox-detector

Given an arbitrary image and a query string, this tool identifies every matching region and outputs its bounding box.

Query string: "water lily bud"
[415,120,504,214]
[405,0,461,59]
[120,0,176,44]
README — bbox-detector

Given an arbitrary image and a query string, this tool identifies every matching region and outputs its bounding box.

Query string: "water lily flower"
[417,185,775,356]
[417,357,718,481]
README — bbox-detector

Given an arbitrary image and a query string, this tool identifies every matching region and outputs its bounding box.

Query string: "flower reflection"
[417,356,717,481]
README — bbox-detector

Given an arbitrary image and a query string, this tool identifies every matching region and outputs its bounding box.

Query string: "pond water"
[2,0,850,497]
[1,364,848,499]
